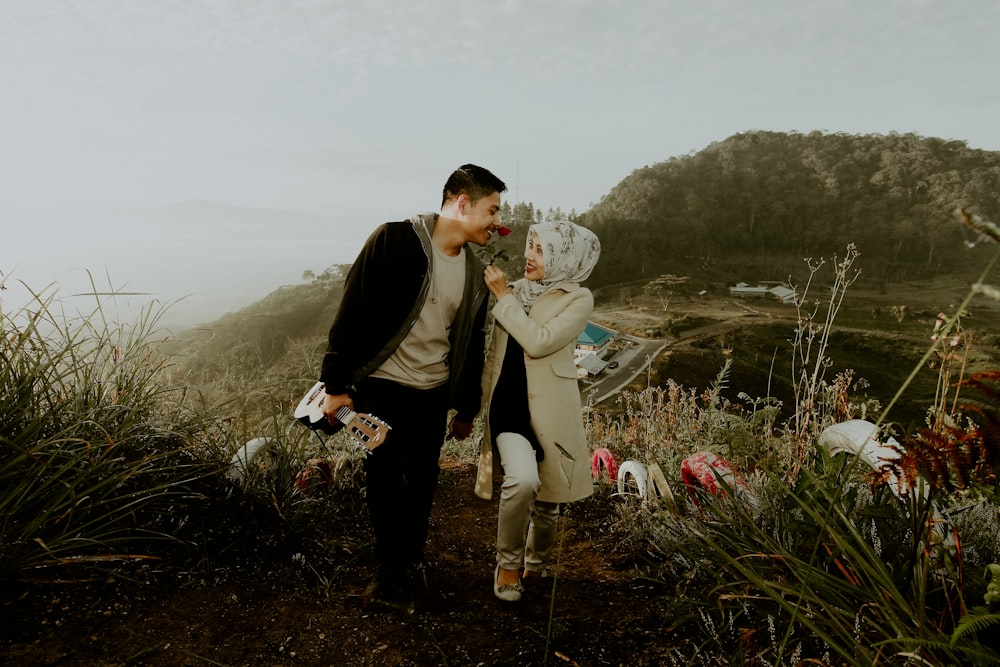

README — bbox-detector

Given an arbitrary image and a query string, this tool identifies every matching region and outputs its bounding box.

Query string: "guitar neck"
[335,405,357,424]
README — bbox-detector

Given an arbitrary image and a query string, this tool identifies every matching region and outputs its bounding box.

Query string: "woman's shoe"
[522,567,550,579]
[493,565,524,602]
[521,568,551,592]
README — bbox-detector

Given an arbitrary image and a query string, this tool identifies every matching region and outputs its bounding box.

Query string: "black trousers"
[353,377,449,581]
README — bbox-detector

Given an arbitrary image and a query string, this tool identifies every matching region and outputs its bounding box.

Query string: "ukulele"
[294,381,391,451]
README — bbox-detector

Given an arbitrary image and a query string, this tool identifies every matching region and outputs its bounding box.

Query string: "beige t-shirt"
[371,244,466,388]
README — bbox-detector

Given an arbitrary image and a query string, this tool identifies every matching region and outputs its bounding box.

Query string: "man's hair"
[441,164,507,207]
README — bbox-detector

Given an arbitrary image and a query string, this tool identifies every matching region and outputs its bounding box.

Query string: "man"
[319,164,507,612]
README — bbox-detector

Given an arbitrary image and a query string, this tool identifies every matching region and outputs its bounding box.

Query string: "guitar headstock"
[345,412,391,451]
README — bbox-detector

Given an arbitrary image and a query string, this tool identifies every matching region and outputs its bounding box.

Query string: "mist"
[2,201,394,330]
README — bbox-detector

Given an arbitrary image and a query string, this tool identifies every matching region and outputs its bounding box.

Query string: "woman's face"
[524,232,545,281]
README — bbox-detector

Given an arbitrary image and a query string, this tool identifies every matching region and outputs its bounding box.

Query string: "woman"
[475,220,601,602]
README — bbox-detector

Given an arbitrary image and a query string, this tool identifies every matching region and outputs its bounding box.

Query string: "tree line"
[576,130,1000,288]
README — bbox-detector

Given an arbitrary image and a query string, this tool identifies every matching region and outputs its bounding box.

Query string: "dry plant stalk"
[789,244,861,468]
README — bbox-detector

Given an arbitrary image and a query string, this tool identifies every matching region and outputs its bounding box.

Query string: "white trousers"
[495,432,560,573]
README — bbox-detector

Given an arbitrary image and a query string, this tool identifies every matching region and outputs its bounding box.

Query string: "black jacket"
[320,214,489,422]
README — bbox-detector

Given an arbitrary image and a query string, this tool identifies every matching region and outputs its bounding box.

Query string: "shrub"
[1,285,210,580]
[591,214,1000,664]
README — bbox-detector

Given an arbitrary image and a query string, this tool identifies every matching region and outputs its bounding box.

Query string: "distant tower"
[514,160,520,225]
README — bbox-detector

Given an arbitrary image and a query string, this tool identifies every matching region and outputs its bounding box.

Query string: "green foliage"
[0,274,373,588]
[1,284,210,579]
[225,420,367,521]
[599,375,1000,663]
[951,564,1000,649]
[167,269,346,393]
[591,221,1000,664]
[663,469,997,665]
[7,134,1000,658]
[581,131,1000,287]
[162,268,349,428]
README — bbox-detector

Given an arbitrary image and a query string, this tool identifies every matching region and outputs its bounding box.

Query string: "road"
[580,334,668,406]
[579,310,759,407]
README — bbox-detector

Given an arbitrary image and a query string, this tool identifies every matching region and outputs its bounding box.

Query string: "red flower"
[496,225,512,236]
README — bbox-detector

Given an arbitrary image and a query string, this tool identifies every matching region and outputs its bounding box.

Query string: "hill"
[576,130,1000,289]
[165,130,1000,427]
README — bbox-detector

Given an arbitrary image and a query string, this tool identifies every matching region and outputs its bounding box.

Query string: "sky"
[3,0,1000,326]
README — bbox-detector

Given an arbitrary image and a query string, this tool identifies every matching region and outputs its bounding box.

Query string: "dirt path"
[2,458,680,667]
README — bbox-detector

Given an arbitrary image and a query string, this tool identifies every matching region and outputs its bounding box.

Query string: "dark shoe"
[493,565,524,602]
[406,562,438,609]
[362,577,416,615]
[408,561,430,591]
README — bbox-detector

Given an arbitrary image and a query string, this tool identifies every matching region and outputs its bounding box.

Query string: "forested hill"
[576,130,1000,288]
[170,130,1000,389]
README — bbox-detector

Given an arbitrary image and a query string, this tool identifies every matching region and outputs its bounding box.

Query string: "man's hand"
[321,392,354,425]
[448,419,474,441]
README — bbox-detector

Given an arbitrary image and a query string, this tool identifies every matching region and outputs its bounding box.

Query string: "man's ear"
[456,193,470,216]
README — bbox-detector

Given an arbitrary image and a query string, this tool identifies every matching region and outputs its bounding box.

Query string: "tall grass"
[595,211,1000,664]
[163,329,382,587]
[1,281,209,579]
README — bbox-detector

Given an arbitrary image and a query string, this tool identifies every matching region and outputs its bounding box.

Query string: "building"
[729,281,797,304]
[576,352,607,379]
[767,285,797,304]
[574,321,617,378]
[729,282,770,297]
[577,321,615,355]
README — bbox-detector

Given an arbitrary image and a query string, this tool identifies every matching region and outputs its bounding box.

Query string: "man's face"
[461,192,502,246]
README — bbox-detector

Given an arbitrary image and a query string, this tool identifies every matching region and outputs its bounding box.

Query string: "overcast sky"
[3,0,999,325]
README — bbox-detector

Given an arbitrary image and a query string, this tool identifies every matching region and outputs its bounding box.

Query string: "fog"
[3,1,998,330]
[2,200,387,329]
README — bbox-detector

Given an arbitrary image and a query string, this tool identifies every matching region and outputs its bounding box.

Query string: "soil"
[1,458,683,667]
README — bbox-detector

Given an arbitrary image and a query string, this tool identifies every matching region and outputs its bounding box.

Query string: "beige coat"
[474,281,595,503]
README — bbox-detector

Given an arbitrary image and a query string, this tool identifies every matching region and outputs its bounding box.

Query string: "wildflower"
[870,519,882,557]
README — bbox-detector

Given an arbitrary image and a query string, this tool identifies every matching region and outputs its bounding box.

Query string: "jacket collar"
[410,212,438,258]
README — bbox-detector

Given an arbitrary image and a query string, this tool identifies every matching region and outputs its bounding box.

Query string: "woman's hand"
[484,264,511,299]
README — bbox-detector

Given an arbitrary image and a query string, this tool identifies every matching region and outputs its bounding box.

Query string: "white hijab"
[517,220,601,313]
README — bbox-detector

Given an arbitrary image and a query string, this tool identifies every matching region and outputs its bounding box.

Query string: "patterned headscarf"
[517,220,602,312]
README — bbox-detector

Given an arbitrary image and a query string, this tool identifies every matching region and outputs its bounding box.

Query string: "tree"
[643,274,689,311]
[580,129,1000,291]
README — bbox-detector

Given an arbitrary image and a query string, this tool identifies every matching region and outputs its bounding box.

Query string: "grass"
[593,222,1000,664]
[643,291,1000,433]
[1,281,210,579]
[3,209,1000,664]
